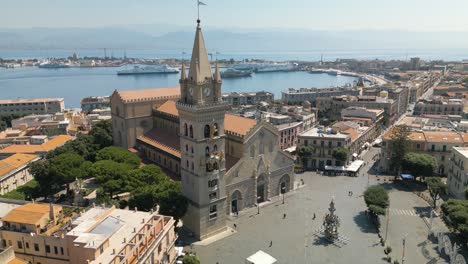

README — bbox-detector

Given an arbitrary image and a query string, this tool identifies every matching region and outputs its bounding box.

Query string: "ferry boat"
[220,68,252,78]
[232,62,296,73]
[38,62,70,69]
[117,65,179,75]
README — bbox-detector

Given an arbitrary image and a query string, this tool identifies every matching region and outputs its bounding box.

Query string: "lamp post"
[402,233,408,264]
[281,186,286,204]
[257,196,261,214]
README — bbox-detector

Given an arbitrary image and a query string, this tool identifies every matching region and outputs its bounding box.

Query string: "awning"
[352,153,358,158]
[400,174,414,180]
[284,146,296,153]
[325,165,345,171]
[346,160,364,172]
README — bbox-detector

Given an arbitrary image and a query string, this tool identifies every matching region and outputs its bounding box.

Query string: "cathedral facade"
[111,21,295,240]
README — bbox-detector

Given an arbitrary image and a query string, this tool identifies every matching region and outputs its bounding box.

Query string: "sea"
[1,48,467,108]
[0,66,357,108]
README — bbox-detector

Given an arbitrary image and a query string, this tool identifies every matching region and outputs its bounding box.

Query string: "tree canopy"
[441,199,468,242]
[182,255,200,264]
[297,146,313,166]
[389,125,410,175]
[96,146,141,168]
[402,152,437,179]
[332,147,349,165]
[364,185,389,215]
[426,177,446,209]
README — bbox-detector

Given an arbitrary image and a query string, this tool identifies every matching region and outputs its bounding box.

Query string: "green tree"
[462,77,468,84]
[90,160,132,197]
[441,199,468,242]
[89,120,113,149]
[402,152,437,180]
[49,153,89,192]
[426,177,446,209]
[297,146,313,167]
[29,160,59,198]
[125,165,167,191]
[332,147,349,166]
[389,125,410,176]
[364,185,389,216]
[182,255,200,264]
[96,146,141,168]
[465,187,468,200]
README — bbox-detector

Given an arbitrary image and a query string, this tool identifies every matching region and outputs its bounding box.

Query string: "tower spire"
[181,63,187,80]
[214,61,221,82]
[188,22,212,84]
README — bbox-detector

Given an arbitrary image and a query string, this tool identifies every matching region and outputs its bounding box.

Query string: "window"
[337,142,341,147]
[184,123,188,136]
[416,143,420,149]
[46,245,51,253]
[213,144,218,152]
[431,144,435,151]
[186,144,189,152]
[443,145,447,152]
[321,141,324,146]
[17,241,22,249]
[189,125,193,138]
[208,179,218,188]
[205,146,210,157]
[191,146,194,154]
[328,141,332,147]
[54,246,58,254]
[1,240,5,248]
[209,192,217,200]
[191,162,194,171]
[60,247,64,255]
[304,140,308,146]
[25,242,29,249]
[34,243,39,251]
[204,124,211,138]
[209,205,217,219]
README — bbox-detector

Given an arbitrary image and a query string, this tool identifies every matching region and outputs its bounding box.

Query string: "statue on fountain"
[323,197,340,240]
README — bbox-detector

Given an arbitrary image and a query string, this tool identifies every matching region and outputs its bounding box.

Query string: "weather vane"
[197,0,207,24]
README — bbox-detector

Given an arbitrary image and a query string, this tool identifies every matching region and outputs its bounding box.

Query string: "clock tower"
[176,19,228,240]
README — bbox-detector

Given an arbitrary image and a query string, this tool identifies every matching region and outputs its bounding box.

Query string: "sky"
[2,0,468,31]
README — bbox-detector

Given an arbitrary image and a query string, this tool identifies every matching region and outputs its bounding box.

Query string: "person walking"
[233,224,237,230]
[269,240,273,247]
[313,213,316,220]
[283,213,286,219]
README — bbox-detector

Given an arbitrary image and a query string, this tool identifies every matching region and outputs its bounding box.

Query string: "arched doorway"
[257,174,267,203]
[279,174,290,195]
[230,190,243,214]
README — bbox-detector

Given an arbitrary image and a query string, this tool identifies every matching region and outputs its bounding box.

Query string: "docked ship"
[220,68,252,78]
[38,62,70,68]
[117,65,179,75]
[232,62,297,73]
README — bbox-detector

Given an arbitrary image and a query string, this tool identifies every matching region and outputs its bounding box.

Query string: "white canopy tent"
[246,250,277,264]
[346,160,364,173]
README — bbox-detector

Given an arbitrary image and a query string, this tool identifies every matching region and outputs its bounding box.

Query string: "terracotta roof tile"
[116,87,180,103]
[156,101,257,137]
[0,154,40,177]
[138,129,181,158]
[341,128,361,141]
[0,135,73,154]
[2,203,62,225]
[224,114,257,137]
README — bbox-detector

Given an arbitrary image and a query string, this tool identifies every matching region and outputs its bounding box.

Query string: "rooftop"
[0,135,74,154]
[114,87,180,103]
[0,153,40,178]
[300,127,349,139]
[138,128,181,159]
[453,147,468,159]
[0,98,64,104]
[2,203,62,225]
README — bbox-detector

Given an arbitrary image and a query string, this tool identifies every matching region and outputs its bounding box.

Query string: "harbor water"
[0,66,357,107]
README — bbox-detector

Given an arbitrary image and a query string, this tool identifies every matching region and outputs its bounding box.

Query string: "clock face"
[204,87,211,96]
[188,87,193,96]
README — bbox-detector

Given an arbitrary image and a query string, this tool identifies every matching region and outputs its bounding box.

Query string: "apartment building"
[222,91,274,106]
[0,98,65,116]
[282,87,360,104]
[413,97,464,116]
[0,154,40,195]
[447,147,468,199]
[0,203,177,264]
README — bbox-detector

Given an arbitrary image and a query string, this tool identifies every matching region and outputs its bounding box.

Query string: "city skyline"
[2,0,468,31]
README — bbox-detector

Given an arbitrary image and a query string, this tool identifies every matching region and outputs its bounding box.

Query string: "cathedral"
[111,20,295,240]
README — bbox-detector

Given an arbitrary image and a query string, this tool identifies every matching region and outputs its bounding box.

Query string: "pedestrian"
[269,240,273,247]
[313,213,316,220]
[350,191,353,196]
[233,224,237,230]
[283,213,286,219]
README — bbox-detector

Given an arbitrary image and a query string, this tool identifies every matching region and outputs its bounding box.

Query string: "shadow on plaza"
[377,180,427,193]
[353,211,379,234]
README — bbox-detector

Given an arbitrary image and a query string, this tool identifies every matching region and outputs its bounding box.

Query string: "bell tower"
[177,19,229,240]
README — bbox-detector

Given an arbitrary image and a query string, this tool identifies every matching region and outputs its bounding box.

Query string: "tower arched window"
[205,146,210,157]
[186,160,189,168]
[184,123,188,136]
[191,162,194,171]
[204,125,211,138]
[186,144,189,152]
[189,125,193,138]
[213,144,218,152]
[213,123,219,136]
[191,146,194,154]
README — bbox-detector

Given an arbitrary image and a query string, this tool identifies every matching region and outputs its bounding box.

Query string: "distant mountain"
[1,26,468,51]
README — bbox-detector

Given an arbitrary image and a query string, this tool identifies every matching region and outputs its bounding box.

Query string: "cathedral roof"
[113,87,180,103]
[188,24,212,83]
[138,128,181,159]
[156,100,257,137]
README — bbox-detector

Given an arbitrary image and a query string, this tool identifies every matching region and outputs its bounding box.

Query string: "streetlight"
[401,233,408,264]
[281,186,286,204]
[257,196,261,214]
